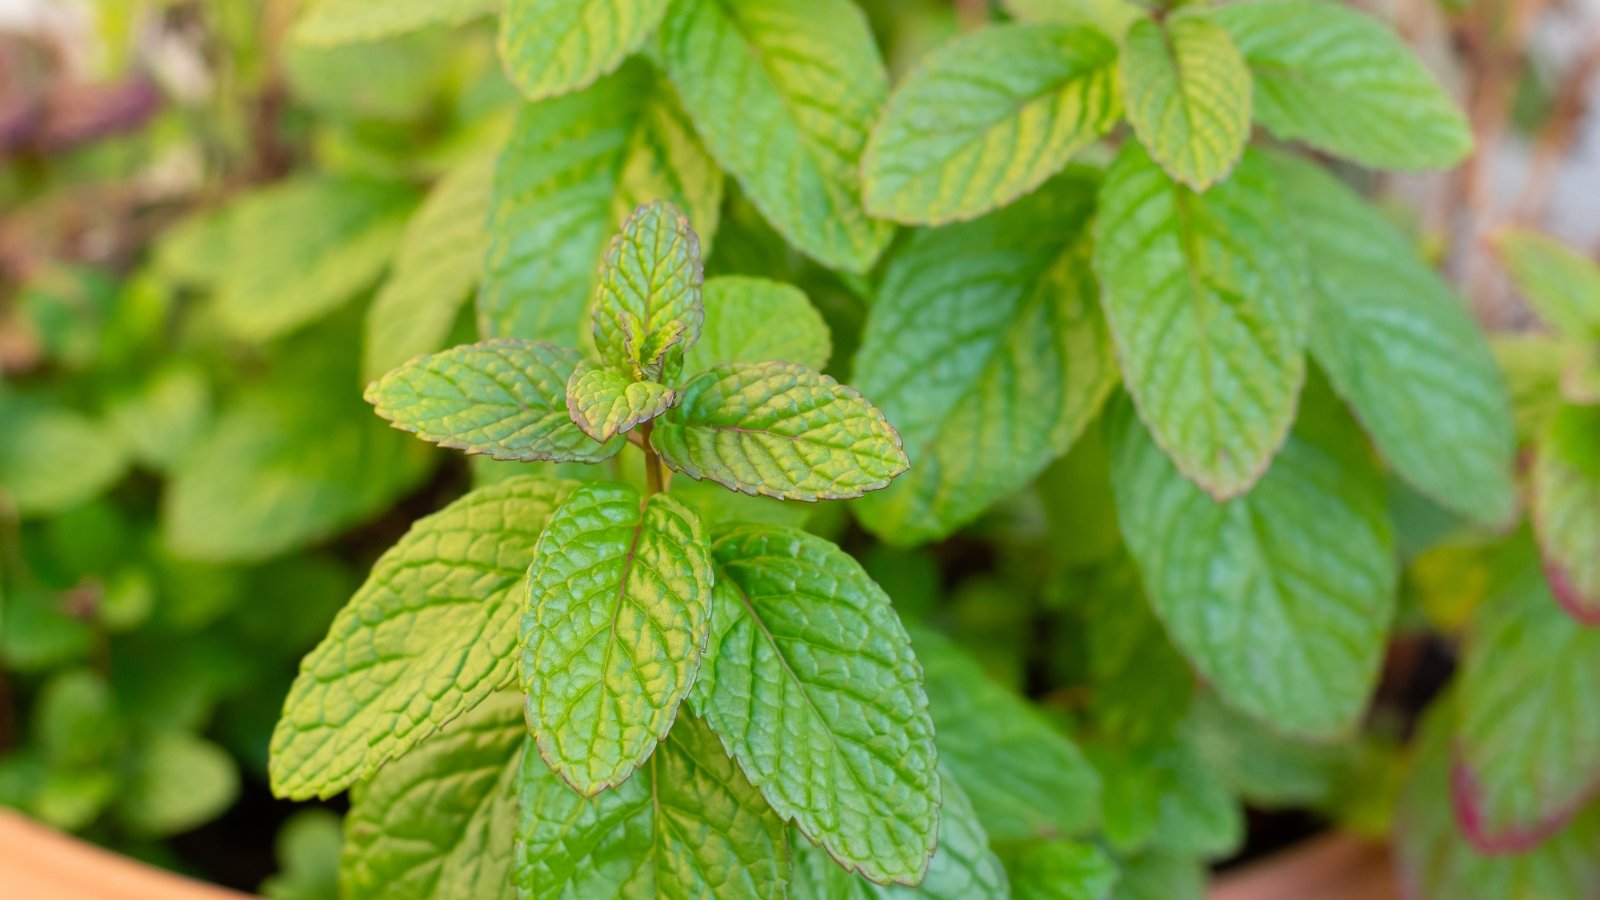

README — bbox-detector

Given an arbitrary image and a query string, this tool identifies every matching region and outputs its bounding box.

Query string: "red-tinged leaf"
[1531,403,1600,624]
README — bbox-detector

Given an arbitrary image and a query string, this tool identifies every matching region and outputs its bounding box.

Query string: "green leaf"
[790,769,1009,899]
[1533,404,1600,622]
[1001,0,1142,36]
[854,170,1117,543]
[692,525,938,885]
[1119,16,1251,190]
[1088,737,1243,859]
[1454,540,1600,846]
[1107,388,1398,739]
[296,0,498,45]
[910,625,1102,841]
[684,276,831,374]
[1495,228,1600,339]
[1206,0,1473,170]
[366,339,623,463]
[500,0,669,101]
[215,176,415,342]
[0,402,128,516]
[1093,144,1309,498]
[268,476,574,800]
[1265,151,1517,528]
[341,692,523,900]
[514,711,788,898]
[592,200,704,382]
[862,24,1120,225]
[993,839,1119,900]
[116,732,239,837]
[564,362,678,442]
[1106,853,1205,900]
[480,62,722,344]
[261,810,343,900]
[364,153,495,383]
[658,0,892,272]
[521,482,712,794]
[652,361,908,501]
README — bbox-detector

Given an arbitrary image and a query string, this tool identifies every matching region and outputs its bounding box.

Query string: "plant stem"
[640,422,665,496]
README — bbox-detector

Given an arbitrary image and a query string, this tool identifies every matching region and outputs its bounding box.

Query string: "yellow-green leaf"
[1533,403,1600,624]
[684,276,831,374]
[564,362,677,442]
[592,200,704,382]
[499,0,670,101]
[1119,16,1251,190]
[1495,228,1600,340]
[296,0,499,45]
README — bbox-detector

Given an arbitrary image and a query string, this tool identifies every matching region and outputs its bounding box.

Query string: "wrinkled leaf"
[500,0,670,101]
[592,200,704,382]
[1119,16,1251,190]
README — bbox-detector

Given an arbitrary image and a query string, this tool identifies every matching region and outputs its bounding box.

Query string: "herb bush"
[2,0,1599,897]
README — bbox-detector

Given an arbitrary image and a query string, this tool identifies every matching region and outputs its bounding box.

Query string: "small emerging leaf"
[564,362,677,442]
[1119,16,1251,190]
[592,199,704,382]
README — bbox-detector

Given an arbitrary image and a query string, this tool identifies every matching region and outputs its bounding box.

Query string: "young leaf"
[296,0,498,45]
[481,63,721,345]
[366,339,624,463]
[658,0,892,272]
[364,154,495,383]
[269,477,575,800]
[520,482,712,795]
[910,625,1102,841]
[683,276,831,374]
[1495,228,1600,339]
[514,712,788,898]
[1205,0,1473,170]
[499,0,671,101]
[1533,404,1600,623]
[1119,16,1251,190]
[992,839,1119,900]
[651,361,908,501]
[1093,144,1310,498]
[1265,151,1517,529]
[862,24,1120,225]
[1107,389,1397,740]
[341,692,523,900]
[692,525,938,885]
[854,170,1117,544]
[564,362,678,442]
[1454,541,1600,847]
[592,200,704,382]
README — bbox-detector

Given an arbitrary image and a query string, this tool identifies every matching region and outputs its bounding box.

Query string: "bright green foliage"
[269,477,574,800]
[862,24,1120,224]
[1455,545,1600,844]
[994,839,1119,900]
[659,0,892,272]
[115,732,239,837]
[366,340,623,462]
[1496,229,1600,339]
[693,525,938,885]
[1094,144,1308,498]
[1207,0,1474,170]
[1267,152,1517,528]
[520,483,711,795]
[500,0,670,101]
[296,0,499,45]
[340,693,523,900]
[364,154,495,383]
[855,171,1117,543]
[685,276,831,373]
[514,712,788,898]
[1533,404,1600,622]
[592,200,704,382]
[564,362,677,442]
[1108,391,1397,739]
[1119,16,1251,190]
[0,403,128,516]
[911,626,1101,841]
[653,362,908,501]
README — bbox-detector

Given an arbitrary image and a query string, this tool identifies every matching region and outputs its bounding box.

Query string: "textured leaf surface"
[790,770,1009,899]
[1533,404,1600,623]
[514,712,787,898]
[364,154,495,383]
[862,24,1119,225]
[341,692,522,900]
[480,63,721,344]
[500,0,670,101]
[1495,228,1600,339]
[1454,542,1600,847]
[1108,391,1397,739]
[367,339,623,462]
[521,482,712,794]
[269,477,574,800]
[684,276,830,374]
[653,361,907,501]
[659,0,891,272]
[1093,144,1309,498]
[994,839,1119,900]
[592,200,703,382]
[1267,152,1517,528]
[911,625,1101,840]
[1207,0,1473,170]
[1119,16,1250,190]
[855,170,1116,543]
[565,362,677,442]
[296,0,498,45]
[692,525,938,885]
